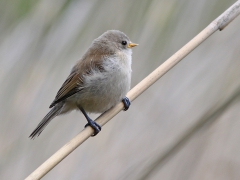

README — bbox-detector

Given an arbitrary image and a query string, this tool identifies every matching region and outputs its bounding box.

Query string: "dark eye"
[121,41,127,45]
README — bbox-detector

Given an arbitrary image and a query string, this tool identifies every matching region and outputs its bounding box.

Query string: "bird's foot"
[85,120,101,136]
[122,97,131,111]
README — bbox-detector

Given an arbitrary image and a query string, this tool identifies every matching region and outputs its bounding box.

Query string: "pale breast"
[73,52,132,113]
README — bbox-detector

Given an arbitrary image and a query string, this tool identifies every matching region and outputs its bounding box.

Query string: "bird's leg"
[122,97,131,111]
[78,106,101,136]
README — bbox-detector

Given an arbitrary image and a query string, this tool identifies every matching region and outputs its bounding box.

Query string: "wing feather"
[49,49,108,108]
[49,72,83,108]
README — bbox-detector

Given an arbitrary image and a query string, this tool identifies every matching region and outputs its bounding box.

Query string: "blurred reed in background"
[1,0,240,179]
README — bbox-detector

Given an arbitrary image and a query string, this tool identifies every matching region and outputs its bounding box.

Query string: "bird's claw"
[85,121,101,136]
[122,97,131,111]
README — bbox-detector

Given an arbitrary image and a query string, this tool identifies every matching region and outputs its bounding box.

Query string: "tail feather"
[29,104,63,139]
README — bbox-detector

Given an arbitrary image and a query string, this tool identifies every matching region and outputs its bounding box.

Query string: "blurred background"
[1,0,240,179]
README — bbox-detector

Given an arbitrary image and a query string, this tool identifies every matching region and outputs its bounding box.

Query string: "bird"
[29,30,138,138]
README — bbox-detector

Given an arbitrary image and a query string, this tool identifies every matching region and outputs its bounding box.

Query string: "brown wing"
[49,70,83,108]
[49,48,108,108]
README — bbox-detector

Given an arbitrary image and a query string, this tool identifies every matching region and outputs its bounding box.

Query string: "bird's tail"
[29,103,63,139]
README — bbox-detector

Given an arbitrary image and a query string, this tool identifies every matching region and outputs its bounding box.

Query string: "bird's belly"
[71,68,131,113]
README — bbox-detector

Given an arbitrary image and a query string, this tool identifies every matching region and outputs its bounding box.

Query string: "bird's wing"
[49,52,107,108]
[49,70,83,108]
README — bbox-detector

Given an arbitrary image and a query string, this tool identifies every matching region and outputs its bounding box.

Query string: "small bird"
[29,30,138,138]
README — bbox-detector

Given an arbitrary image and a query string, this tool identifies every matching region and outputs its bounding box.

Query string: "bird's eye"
[121,41,127,45]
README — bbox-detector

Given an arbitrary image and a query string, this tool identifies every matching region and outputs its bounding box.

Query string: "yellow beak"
[127,42,138,48]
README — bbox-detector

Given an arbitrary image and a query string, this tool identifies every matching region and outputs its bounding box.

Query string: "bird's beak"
[127,42,138,48]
